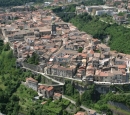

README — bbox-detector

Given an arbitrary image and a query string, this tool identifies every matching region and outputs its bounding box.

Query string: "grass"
[108,104,130,115]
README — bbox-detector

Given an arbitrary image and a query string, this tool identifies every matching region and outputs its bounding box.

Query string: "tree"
[78,47,83,53]
[76,97,81,107]
[3,43,10,51]
[0,0,44,7]
[54,7,130,54]
[27,52,39,65]
[0,40,4,54]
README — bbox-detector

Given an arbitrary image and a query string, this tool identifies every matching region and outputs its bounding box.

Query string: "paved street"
[22,66,64,85]
[22,67,102,115]
[62,95,102,115]
[62,95,76,105]
[47,74,82,82]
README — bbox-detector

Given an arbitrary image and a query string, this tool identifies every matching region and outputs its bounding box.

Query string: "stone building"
[26,77,38,91]
[38,85,54,98]
[53,93,62,100]
[46,64,77,78]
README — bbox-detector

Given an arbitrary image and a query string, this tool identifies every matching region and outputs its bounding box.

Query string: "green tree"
[27,52,39,65]
[3,43,10,51]
[76,97,81,107]
[78,47,83,53]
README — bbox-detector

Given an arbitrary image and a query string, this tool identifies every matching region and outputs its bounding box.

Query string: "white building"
[95,10,113,16]
[86,6,103,15]
[101,5,116,11]
[86,5,117,16]
[118,8,127,13]
[44,2,51,6]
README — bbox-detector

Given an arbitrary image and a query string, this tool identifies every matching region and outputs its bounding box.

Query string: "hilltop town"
[1,3,130,85]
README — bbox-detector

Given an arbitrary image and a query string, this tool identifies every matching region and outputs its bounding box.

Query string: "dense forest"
[70,14,130,53]
[80,0,105,6]
[53,6,130,54]
[63,82,130,115]
[0,0,104,7]
[0,0,43,7]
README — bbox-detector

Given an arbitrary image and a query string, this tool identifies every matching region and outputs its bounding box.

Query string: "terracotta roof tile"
[47,86,53,91]
[54,93,62,97]
[118,65,126,69]
[74,111,85,115]
[26,77,38,82]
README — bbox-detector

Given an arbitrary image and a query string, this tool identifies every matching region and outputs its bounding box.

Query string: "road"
[53,45,64,55]
[47,74,82,82]
[62,95,76,104]
[94,81,130,85]
[62,95,102,115]
[38,83,63,86]
[22,67,102,114]
[22,66,64,86]
[52,36,68,56]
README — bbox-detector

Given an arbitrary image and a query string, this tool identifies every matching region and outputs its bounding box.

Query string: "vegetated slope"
[79,0,105,6]
[0,0,43,6]
[53,5,130,54]
[70,14,130,54]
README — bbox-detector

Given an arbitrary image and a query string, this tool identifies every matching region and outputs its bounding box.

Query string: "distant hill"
[0,0,43,7]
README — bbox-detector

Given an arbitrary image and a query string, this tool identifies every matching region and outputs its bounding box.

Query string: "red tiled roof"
[47,86,53,91]
[99,72,108,77]
[54,93,62,97]
[78,53,87,58]
[74,111,85,115]
[118,65,126,69]
[50,48,57,53]
[38,85,46,89]
[26,77,38,82]
[34,46,39,50]
[89,50,94,54]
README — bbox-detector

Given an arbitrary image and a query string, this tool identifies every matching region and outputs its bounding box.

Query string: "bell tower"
[51,22,56,36]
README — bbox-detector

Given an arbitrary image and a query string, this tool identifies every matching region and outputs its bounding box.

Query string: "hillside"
[0,0,43,7]
[53,6,130,54]
[0,41,77,115]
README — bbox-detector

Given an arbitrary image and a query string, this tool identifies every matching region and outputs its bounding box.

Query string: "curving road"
[62,95,76,105]
[47,74,82,82]
[62,95,102,115]
[22,66,64,85]
[22,66,102,114]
